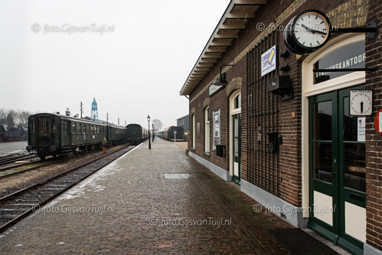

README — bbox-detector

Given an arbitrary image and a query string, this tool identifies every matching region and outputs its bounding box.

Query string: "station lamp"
[212,64,234,86]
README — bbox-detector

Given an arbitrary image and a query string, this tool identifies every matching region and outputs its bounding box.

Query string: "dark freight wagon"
[163,126,184,141]
[125,124,148,145]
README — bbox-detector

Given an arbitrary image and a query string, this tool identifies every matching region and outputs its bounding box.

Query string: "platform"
[0,138,343,254]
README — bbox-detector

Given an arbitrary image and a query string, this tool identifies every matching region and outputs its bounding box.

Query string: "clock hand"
[301,24,327,35]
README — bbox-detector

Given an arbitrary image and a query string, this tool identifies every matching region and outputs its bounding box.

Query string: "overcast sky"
[0,0,230,128]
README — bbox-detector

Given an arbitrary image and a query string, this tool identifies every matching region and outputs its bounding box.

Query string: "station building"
[179,0,382,254]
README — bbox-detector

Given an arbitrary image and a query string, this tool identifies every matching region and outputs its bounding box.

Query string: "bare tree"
[0,108,6,125]
[6,110,16,127]
[0,109,33,127]
[18,111,30,127]
[152,119,163,131]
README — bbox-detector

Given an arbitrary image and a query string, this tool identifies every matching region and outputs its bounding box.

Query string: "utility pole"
[80,102,83,118]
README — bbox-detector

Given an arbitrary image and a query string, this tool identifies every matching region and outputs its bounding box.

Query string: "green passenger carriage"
[27,113,125,159]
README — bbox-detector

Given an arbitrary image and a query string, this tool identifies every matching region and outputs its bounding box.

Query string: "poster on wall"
[212,109,221,151]
[358,117,366,142]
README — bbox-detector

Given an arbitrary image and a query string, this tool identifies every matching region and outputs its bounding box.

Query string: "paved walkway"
[0,138,293,254]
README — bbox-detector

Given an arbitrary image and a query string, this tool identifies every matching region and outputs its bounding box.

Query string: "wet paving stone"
[0,139,293,254]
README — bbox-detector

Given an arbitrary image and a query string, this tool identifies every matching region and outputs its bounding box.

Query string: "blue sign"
[261,45,277,76]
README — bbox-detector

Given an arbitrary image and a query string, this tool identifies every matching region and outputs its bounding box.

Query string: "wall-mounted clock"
[350,90,373,116]
[283,9,331,54]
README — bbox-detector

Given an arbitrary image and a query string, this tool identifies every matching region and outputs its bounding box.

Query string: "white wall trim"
[189,151,229,181]
[241,179,307,228]
[364,243,382,255]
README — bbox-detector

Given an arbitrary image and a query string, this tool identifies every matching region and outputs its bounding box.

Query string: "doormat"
[268,229,340,255]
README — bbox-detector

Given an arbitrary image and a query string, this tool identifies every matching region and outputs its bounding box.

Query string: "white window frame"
[192,113,195,150]
[204,107,210,154]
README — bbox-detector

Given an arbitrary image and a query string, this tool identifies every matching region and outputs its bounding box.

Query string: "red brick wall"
[365,0,382,250]
[188,2,380,243]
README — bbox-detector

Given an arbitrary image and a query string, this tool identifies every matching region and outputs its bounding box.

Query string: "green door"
[232,114,241,184]
[308,86,366,254]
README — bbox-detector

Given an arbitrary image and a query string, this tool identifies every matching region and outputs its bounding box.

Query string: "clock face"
[350,90,373,116]
[283,9,332,54]
[293,11,331,49]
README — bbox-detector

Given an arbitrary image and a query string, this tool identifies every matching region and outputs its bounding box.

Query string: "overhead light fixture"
[212,64,234,86]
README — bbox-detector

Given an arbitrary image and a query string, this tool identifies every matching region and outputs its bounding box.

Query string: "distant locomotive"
[26,113,126,159]
[163,126,184,141]
[0,124,27,142]
[126,124,149,145]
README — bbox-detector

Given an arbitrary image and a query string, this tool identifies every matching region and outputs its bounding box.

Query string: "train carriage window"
[76,123,80,134]
[30,121,35,133]
[82,123,85,134]
[62,122,66,135]
[72,123,75,134]
[39,120,43,134]
[46,120,50,133]
[53,119,58,134]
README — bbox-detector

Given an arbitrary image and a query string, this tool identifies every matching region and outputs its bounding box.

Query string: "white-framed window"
[192,113,195,150]
[204,107,210,154]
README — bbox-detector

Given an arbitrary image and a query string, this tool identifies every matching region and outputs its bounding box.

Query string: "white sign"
[357,117,366,142]
[209,84,223,96]
[261,45,277,76]
[212,110,221,151]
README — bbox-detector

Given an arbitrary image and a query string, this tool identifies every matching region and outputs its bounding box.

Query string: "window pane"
[234,94,241,109]
[344,143,366,191]
[343,97,361,141]
[46,120,50,133]
[314,142,332,183]
[234,138,239,157]
[314,101,332,140]
[234,117,239,137]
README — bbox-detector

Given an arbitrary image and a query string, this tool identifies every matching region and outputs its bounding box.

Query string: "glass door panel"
[232,114,241,184]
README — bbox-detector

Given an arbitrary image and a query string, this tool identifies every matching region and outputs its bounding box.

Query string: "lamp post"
[147,115,151,149]
[152,124,155,142]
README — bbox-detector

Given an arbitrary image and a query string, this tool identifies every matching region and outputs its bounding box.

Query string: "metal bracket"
[331,20,378,40]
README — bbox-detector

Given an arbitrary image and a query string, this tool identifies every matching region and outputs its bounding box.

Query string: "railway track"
[0,144,134,233]
[0,160,55,178]
[0,153,37,166]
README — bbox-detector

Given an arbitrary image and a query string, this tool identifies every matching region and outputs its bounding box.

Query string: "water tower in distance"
[91,98,98,121]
